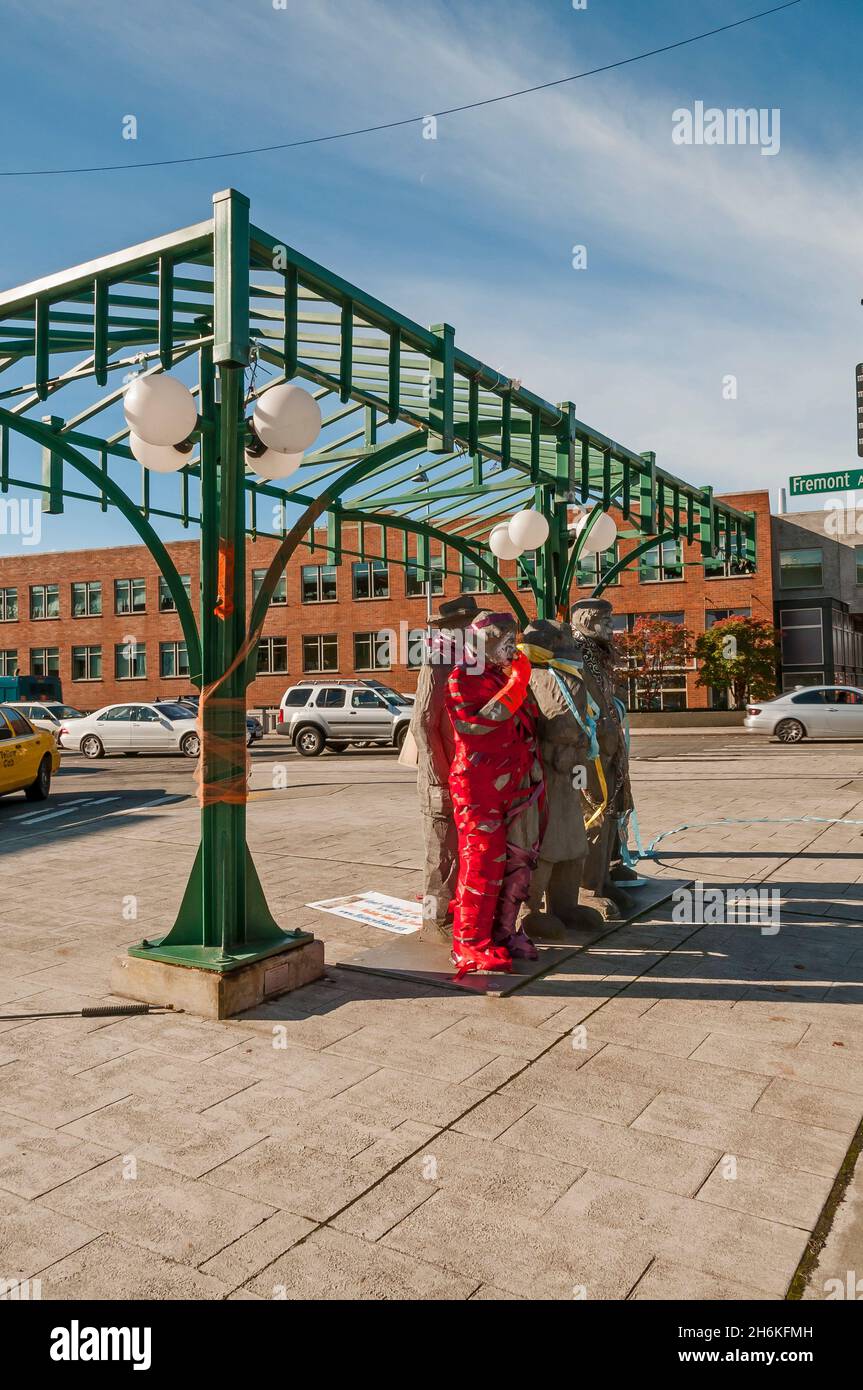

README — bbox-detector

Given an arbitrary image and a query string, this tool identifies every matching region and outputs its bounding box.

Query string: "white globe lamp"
[129,432,190,474]
[123,374,197,447]
[247,447,303,482]
[509,508,549,550]
[488,522,524,561]
[252,384,321,454]
[573,510,618,555]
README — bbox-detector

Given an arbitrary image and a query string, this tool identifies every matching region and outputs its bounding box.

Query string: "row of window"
[0,541,766,630]
[780,545,863,589]
[0,643,190,681]
[0,577,193,623]
[0,629,409,682]
[0,606,757,687]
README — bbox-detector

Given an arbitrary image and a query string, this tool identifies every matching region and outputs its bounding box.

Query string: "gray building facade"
[771,508,863,690]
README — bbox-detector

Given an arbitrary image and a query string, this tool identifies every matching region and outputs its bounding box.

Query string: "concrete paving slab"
[38,1157,274,1265]
[248,1226,475,1301]
[633,1092,849,1178]
[547,1170,808,1295]
[38,1234,233,1300]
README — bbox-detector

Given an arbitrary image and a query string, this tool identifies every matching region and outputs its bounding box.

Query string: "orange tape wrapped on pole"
[195,540,250,807]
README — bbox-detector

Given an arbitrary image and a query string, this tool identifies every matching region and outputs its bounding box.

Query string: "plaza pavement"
[0,735,862,1301]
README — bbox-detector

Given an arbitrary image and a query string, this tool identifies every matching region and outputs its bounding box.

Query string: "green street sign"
[788,468,863,497]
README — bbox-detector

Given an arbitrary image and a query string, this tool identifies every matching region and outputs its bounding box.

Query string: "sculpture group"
[410,593,639,978]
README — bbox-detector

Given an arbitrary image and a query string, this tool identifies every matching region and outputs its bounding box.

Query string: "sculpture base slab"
[111,939,325,1020]
[334,875,689,997]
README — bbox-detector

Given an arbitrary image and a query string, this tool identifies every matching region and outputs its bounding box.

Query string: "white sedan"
[745,685,863,743]
[59,701,201,758]
[5,701,87,738]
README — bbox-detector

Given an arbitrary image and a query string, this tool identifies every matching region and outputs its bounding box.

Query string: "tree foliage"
[694,617,778,708]
[616,617,694,711]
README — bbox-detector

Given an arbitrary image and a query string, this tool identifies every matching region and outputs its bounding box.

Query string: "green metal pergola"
[0,188,757,973]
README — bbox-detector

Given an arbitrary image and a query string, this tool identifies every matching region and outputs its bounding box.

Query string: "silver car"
[60,701,201,758]
[5,701,86,738]
[277,681,412,757]
[745,685,863,743]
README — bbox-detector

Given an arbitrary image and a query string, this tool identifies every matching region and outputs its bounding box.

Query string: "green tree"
[694,617,778,709]
[616,617,694,711]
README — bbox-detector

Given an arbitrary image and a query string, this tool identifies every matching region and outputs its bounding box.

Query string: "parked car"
[5,701,86,739]
[276,681,412,756]
[0,704,61,801]
[745,685,863,743]
[170,695,263,747]
[59,702,201,758]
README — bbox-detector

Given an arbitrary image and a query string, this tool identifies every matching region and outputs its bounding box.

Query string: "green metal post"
[130,189,303,971]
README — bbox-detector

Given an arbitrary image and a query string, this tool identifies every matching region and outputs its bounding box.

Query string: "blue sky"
[0,0,860,555]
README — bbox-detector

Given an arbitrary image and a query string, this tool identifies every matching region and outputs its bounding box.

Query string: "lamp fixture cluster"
[487,508,550,560]
[123,374,322,481]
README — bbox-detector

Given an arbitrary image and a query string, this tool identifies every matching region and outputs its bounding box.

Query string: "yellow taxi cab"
[0,703,61,802]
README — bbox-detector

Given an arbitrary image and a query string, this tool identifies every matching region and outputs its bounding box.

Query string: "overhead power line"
[0,0,804,178]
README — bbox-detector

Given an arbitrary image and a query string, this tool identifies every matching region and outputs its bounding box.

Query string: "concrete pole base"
[110,939,325,1020]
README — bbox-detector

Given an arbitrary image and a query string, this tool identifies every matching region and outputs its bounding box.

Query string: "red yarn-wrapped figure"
[445,612,544,978]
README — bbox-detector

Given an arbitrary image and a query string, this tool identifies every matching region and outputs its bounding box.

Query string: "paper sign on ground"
[305,890,422,934]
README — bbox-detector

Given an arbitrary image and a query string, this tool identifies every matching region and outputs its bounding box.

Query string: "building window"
[257,637,288,675]
[461,554,492,593]
[158,575,191,612]
[517,555,537,592]
[782,669,824,692]
[71,581,102,618]
[629,610,686,627]
[705,607,751,627]
[780,548,823,589]
[405,554,444,598]
[30,647,59,676]
[252,569,287,606]
[639,539,683,583]
[704,554,757,579]
[0,588,18,622]
[352,559,389,600]
[779,608,823,666]
[159,641,189,679]
[301,564,337,603]
[0,650,18,675]
[856,546,863,586]
[30,584,60,620]
[115,578,147,614]
[302,634,338,673]
[576,545,620,588]
[354,630,392,671]
[115,642,147,680]
[72,646,102,681]
[406,629,427,669]
[635,674,688,712]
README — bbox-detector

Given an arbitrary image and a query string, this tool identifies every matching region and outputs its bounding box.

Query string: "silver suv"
[277,680,412,757]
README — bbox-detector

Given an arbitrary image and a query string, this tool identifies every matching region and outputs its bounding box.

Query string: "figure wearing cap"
[409,595,486,941]
[443,612,544,977]
[516,618,599,937]
[570,597,635,919]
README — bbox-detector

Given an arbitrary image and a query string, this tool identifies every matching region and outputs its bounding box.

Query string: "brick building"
[0,488,780,712]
